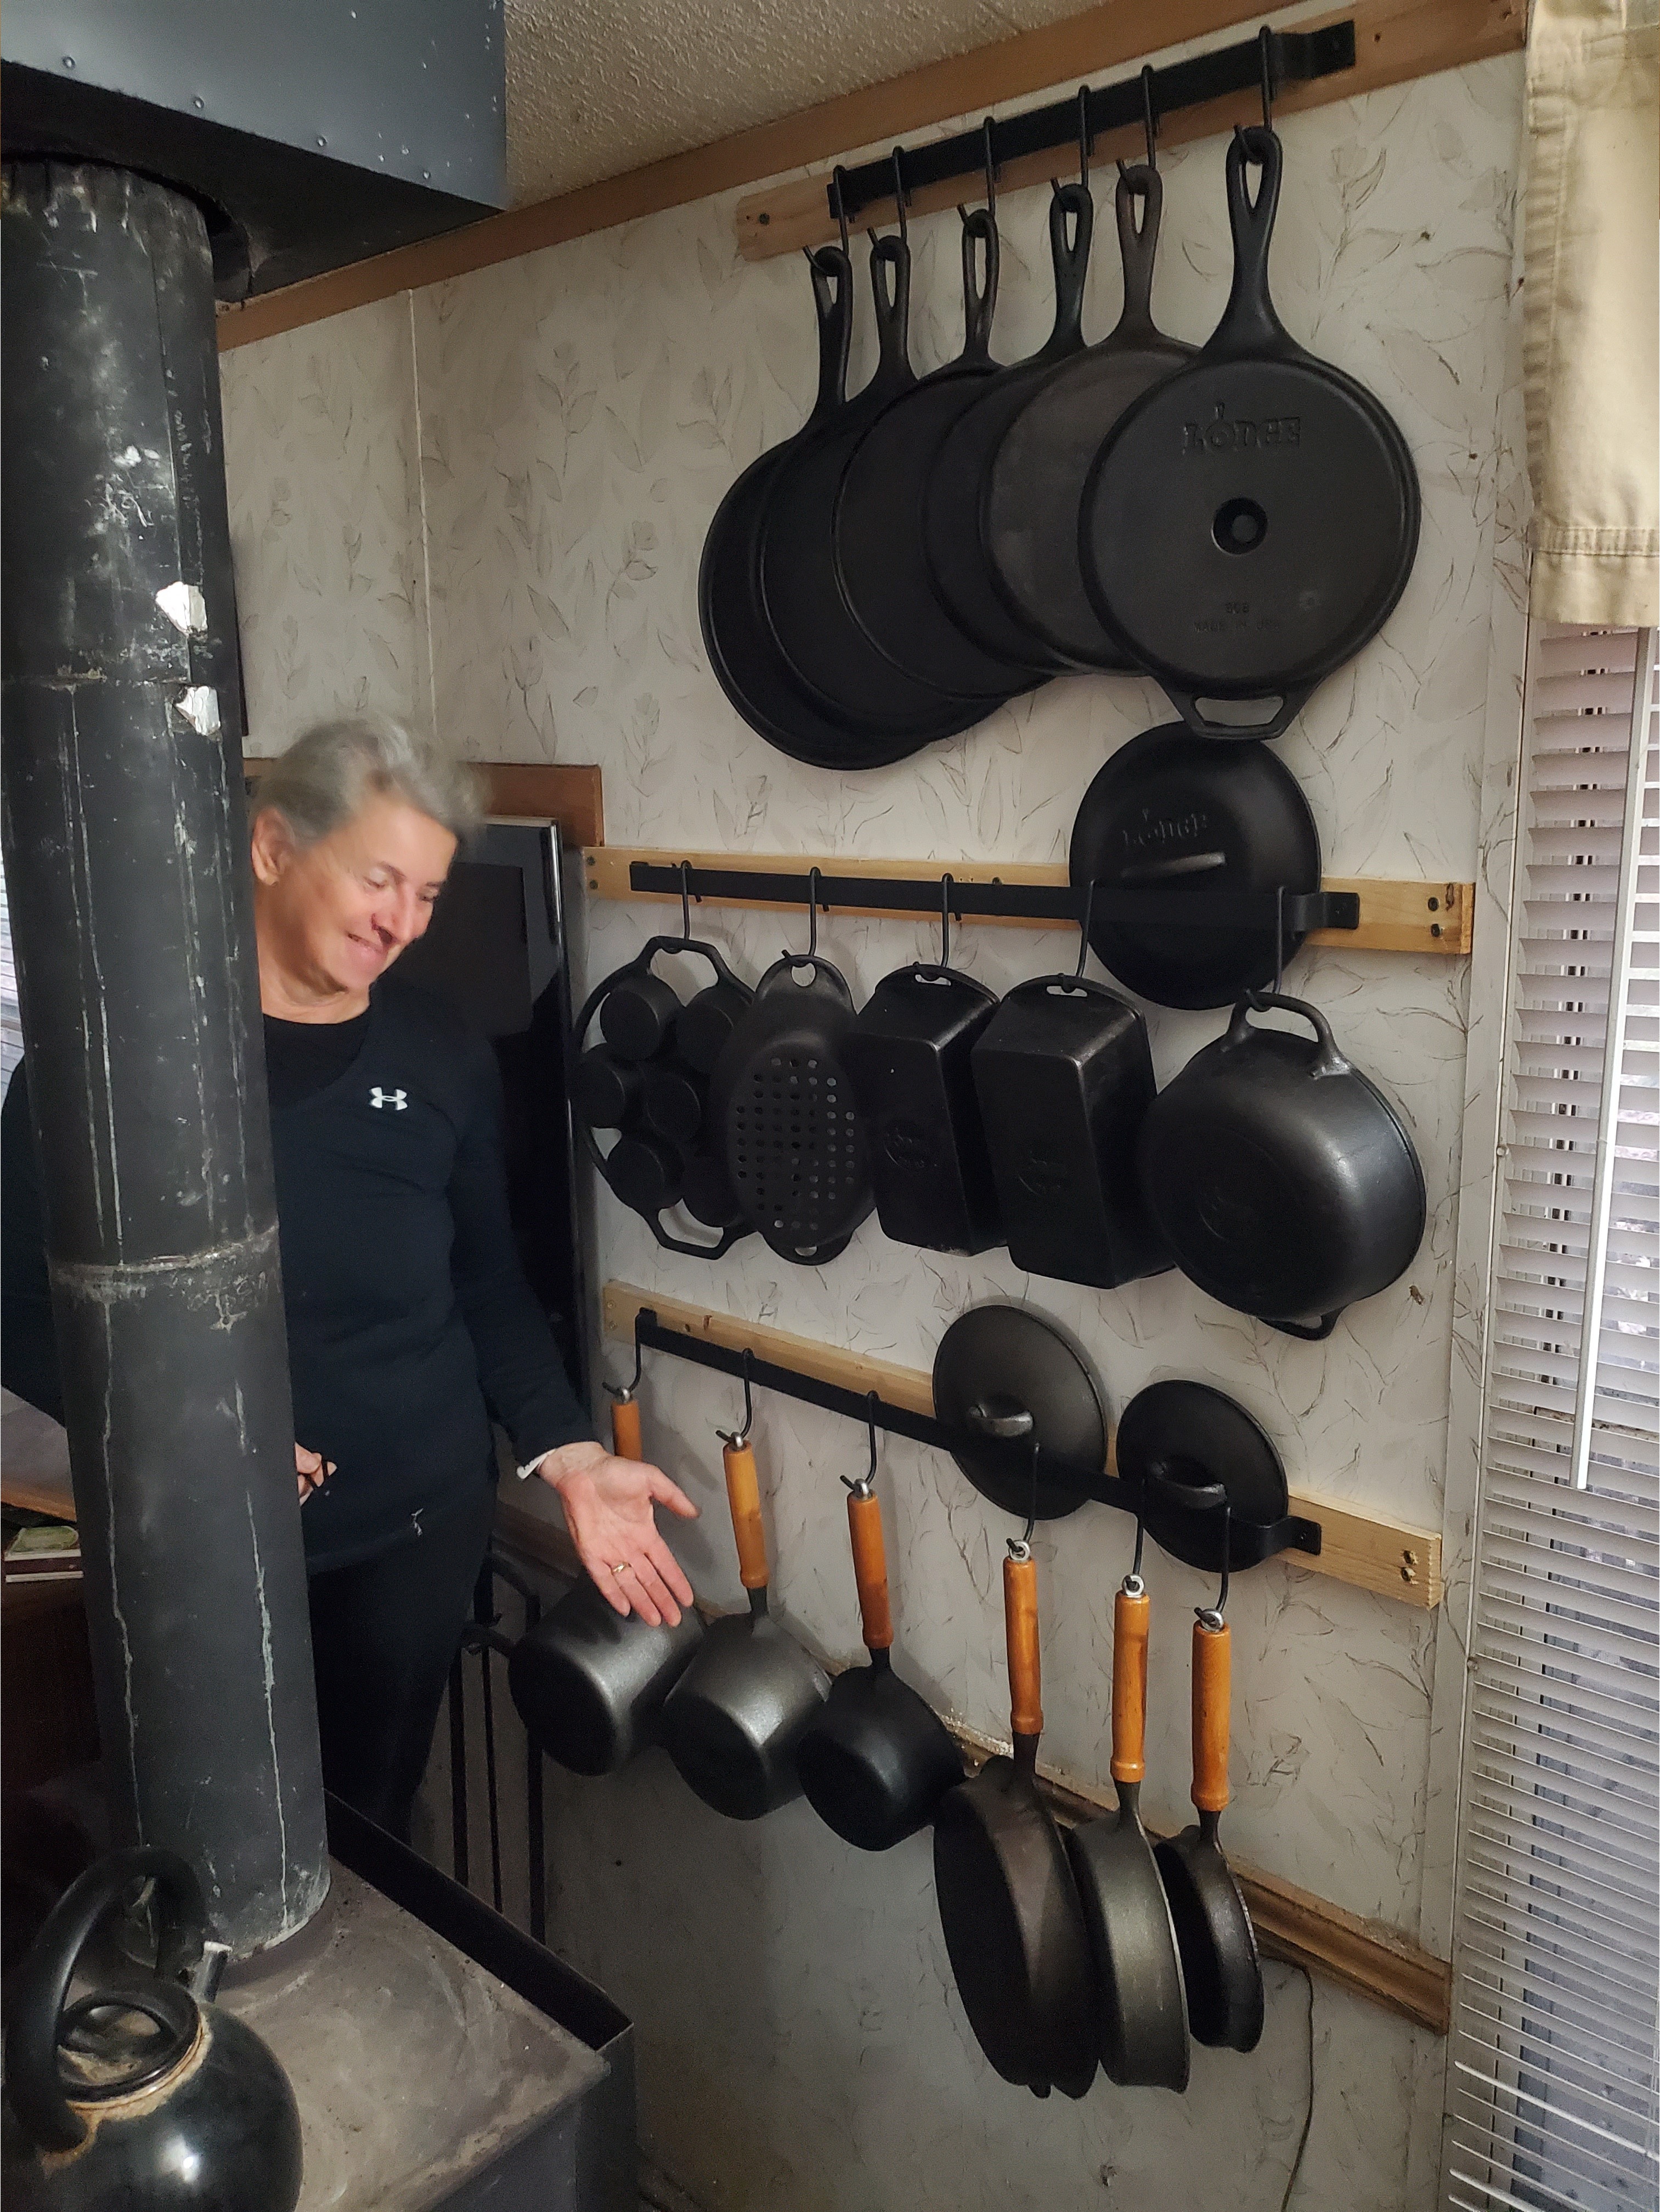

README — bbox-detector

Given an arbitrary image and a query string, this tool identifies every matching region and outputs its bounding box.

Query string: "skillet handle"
[1110,1584,1150,1788]
[806,245,854,424]
[723,1438,770,1592]
[1043,182,1094,358]
[846,1489,894,1652]
[1111,163,1162,340]
[1192,1616,1231,1815]
[958,205,998,365]
[1210,125,1288,360]
[1003,1550,1042,1741]
[610,1396,643,1462]
[1163,684,1312,743]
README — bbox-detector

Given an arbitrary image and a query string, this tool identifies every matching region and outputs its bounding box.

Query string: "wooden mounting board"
[735,0,1523,258]
[246,759,605,849]
[494,1492,1450,2032]
[600,1283,1442,1607]
[583,847,1472,959]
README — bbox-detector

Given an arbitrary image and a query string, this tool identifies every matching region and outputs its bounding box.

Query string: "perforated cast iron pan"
[1080,128,1420,739]
[923,183,1097,676]
[1068,723,1321,1008]
[756,233,991,755]
[984,164,1193,669]
[833,207,1032,704]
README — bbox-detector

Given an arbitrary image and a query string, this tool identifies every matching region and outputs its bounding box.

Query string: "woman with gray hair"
[3,713,696,1841]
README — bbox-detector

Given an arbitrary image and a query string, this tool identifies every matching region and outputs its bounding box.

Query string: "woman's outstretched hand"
[536,1440,698,1627]
[295,1443,334,1501]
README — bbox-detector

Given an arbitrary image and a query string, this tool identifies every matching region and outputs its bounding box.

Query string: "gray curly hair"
[255,714,484,848]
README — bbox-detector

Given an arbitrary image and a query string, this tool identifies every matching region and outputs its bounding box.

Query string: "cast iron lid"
[1079,127,1420,740]
[1068,722,1320,1008]
[932,1303,1108,1522]
[1114,1379,1287,1573]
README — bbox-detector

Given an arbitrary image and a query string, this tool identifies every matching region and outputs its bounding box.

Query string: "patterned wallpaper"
[222,38,1527,2210]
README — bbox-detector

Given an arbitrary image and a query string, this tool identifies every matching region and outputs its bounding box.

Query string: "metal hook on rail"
[843,1390,881,1498]
[1077,84,1093,190]
[1198,1506,1233,1628]
[719,1346,757,1450]
[678,859,693,943]
[608,1324,645,1406]
[830,165,851,261]
[1258,25,1277,131]
[890,145,909,249]
[1072,878,1097,981]
[938,872,955,970]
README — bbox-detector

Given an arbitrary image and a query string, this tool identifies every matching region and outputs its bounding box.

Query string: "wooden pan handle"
[846,1490,893,1652]
[1192,1616,1231,1815]
[1111,1584,1150,1787]
[609,1397,643,1462]
[723,1438,769,1591]
[1004,1551,1042,1741]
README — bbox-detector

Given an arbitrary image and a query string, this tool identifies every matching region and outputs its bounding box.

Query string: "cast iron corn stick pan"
[796,1437,963,1851]
[1079,127,1420,740]
[756,228,991,751]
[833,206,1032,701]
[1154,1609,1264,2050]
[1064,1571,1190,2088]
[660,1429,827,1819]
[922,182,1096,675]
[983,163,1192,669]
[507,1389,704,1775]
[933,1538,1098,2099]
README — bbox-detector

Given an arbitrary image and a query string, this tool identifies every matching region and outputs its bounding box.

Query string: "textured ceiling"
[504,0,1096,205]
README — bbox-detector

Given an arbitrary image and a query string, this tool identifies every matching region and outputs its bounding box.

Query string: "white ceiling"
[504,0,1094,205]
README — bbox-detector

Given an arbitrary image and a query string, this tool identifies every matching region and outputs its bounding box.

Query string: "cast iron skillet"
[1136,991,1426,1338]
[1080,127,1420,739]
[933,1539,1098,2100]
[795,1453,963,1852]
[757,234,992,753]
[1154,1606,1264,2051]
[1068,723,1321,1008]
[834,207,1033,703]
[984,163,1193,669]
[922,183,1096,676]
[700,246,891,766]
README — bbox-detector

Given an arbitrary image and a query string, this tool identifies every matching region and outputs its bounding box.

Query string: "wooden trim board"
[583,848,1473,960]
[245,759,604,849]
[600,1283,1443,1608]
[492,1492,1452,2033]
[216,0,1521,347]
[736,0,1522,256]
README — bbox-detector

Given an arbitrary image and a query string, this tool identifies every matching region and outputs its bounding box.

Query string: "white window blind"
[1446,625,1659,2212]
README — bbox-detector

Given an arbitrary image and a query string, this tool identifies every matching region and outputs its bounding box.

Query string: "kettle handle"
[5,1846,208,2151]
[1225,991,1351,1078]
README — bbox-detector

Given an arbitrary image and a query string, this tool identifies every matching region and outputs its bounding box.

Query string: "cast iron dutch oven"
[1080,127,1419,738]
[1137,991,1426,1339]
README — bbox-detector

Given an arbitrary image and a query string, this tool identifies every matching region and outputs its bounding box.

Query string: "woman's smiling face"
[251,789,458,1006]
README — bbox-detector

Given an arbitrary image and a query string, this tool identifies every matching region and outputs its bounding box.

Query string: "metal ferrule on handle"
[723,1438,770,1592]
[1192,1615,1231,1815]
[1111,1583,1150,1787]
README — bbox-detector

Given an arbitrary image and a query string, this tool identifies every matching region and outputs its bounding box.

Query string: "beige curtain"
[1523,0,1659,625]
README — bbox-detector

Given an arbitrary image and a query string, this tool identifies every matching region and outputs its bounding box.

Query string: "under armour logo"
[370,1087,408,1111]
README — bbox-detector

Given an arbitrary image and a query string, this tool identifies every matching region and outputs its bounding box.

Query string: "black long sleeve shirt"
[1,975,592,1569]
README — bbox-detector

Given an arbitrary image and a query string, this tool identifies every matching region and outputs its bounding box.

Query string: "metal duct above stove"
[1,0,506,296]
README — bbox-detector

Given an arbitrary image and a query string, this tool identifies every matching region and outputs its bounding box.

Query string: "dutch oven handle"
[1224,992,1352,1079]
[1267,1310,1343,1343]
[5,1847,209,2152]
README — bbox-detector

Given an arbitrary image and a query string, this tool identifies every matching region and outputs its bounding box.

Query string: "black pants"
[306,1478,495,1844]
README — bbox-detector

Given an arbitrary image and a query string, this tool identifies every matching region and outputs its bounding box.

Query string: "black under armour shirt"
[1,975,592,1569]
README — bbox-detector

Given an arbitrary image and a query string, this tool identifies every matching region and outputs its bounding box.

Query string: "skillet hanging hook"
[843,1390,881,1498]
[678,860,693,942]
[608,1322,646,1406]
[1198,1506,1233,1629]
[1126,1464,1148,1593]
[788,866,823,962]
[982,116,998,222]
[1140,64,1159,171]
[889,145,909,250]
[1072,878,1097,981]
[1258,25,1277,132]
[938,872,954,969]
[1248,884,1288,1010]
[829,165,851,262]
[1077,84,1094,191]
[719,1346,756,1449]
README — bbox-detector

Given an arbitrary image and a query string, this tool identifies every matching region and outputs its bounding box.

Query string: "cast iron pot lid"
[1069,723,1320,1008]
[1114,1380,1286,1574]
[932,1303,1108,1522]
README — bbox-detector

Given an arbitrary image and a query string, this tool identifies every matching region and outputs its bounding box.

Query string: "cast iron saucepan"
[1063,1568,1190,2089]
[660,1426,828,1820]
[834,204,1033,703]
[1154,1605,1264,2051]
[1137,991,1426,1339]
[509,1389,704,1774]
[984,162,1192,668]
[933,1539,1098,2099]
[923,182,1096,675]
[757,228,992,754]
[699,244,897,769]
[795,1435,963,1852]
[1068,722,1322,1008]
[1081,127,1420,738]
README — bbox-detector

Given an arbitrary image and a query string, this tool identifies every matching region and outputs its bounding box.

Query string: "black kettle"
[2,1847,303,2212]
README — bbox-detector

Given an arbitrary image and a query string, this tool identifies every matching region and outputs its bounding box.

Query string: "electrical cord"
[1279,1967,1316,2212]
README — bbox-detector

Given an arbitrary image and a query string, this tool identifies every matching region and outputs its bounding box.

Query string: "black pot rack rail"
[622,857,1359,941]
[826,21,1355,228]
[626,1305,1322,1576]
